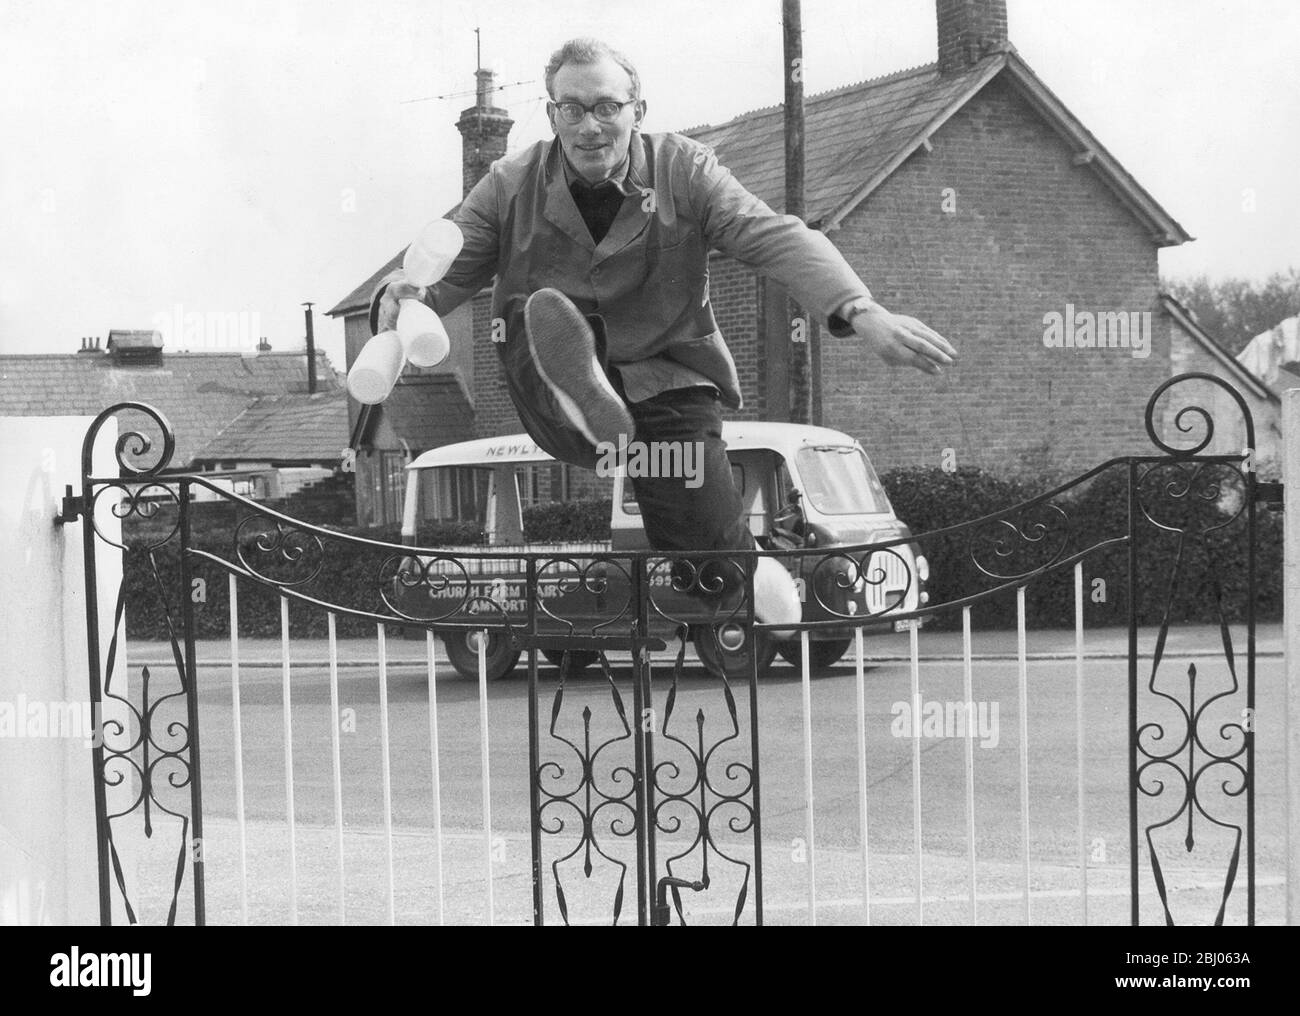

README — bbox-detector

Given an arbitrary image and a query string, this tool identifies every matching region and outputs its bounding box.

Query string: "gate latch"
[652,876,706,926]
[53,484,84,526]
[1255,481,1283,511]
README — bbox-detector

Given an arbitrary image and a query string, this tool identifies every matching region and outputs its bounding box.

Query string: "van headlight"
[916,553,930,583]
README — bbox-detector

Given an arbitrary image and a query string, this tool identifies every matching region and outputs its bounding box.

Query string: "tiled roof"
[0,349,342,469]
[195,388,350,463]
[682,62,986,223]
[353,376,475,452]
[359,373,475,451]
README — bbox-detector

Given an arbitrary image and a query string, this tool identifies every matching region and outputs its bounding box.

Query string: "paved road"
[107,628,1287,926]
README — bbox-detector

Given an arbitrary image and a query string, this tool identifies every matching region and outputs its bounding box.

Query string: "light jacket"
[373,131,871,467]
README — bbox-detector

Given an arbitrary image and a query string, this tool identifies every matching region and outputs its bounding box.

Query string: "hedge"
[880,464,1281,630]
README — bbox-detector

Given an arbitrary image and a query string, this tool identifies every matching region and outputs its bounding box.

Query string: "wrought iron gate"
[63,372,1268,925]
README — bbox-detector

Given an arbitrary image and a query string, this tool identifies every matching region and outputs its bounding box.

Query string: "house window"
[517,463,570,508]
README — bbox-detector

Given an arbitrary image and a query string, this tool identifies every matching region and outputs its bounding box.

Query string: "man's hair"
[544,38,641,99]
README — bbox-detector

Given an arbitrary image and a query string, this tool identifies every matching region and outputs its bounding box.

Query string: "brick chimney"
[455,69,513,198]
[937,0,1009,74]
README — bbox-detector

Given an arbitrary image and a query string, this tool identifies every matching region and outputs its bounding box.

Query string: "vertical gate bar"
[962,607,977,925]
[1074,562,1088,926]
[326,613,345,925]
[377,623,396,926]
[854,626,870,925]
[279,596,298,925]
[477,630,495,925]
[799,628,817,925]
[178,479,205,925]
[228,575,249,926]
[427,630,446,926]
[1127,459,1139,926]
[1284,390,1300,928]
[524,558,542,927]
[630,556,648,926]
[1246,453,1257,926]
[749,608,763,927]
[79,473,112,924]
[1016,585,1030,926]
[909,622,923,925]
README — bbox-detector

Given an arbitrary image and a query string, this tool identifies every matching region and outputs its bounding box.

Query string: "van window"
[795,446,892,515]
[419,466,491,524]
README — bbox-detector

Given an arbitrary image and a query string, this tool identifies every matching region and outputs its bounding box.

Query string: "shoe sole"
[525,289,634,448]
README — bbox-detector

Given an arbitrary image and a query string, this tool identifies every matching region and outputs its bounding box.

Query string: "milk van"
[397,422,929,679]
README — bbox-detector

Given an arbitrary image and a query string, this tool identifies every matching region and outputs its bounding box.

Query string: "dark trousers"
[623,385,754,554]
[513,313,754,589]
[622,385,756,600]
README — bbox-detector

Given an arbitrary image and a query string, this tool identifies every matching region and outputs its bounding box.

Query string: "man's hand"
[845,299,957,375]
[375,270,428,333]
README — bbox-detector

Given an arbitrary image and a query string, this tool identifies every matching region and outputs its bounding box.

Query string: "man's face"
[548,56,645,184]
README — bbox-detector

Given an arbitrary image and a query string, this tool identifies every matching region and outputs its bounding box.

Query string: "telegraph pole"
[783,0,812,424]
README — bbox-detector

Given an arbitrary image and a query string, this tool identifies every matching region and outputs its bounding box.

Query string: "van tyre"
[442,629,521,681]
[777,638,853,673]
[693,624,778,679]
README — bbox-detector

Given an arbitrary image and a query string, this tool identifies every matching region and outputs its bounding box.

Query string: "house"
[0,331,353,514]
[332,0,1278,527]
[192,388,351,509]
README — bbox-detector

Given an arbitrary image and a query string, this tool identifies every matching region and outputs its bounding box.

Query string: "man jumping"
[375,38,956,625]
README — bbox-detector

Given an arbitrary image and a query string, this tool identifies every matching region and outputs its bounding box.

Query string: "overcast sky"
[2,0,1297,369]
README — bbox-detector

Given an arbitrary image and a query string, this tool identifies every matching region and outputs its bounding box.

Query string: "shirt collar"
[559,143,640,197]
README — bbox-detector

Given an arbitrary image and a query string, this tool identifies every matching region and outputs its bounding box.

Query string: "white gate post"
[0,416,120,924]
[1284,389,1299,926]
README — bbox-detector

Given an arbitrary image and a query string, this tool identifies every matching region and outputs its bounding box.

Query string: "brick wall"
[817,76,1166,476]
[707,256,764,420]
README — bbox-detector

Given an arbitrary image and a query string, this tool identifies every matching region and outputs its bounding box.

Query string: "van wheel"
[778,638,853,673]
[693,624,777,679]
[541,649,600,673]
[442,630,520,681]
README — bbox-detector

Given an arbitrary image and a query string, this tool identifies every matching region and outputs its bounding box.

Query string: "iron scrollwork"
[1131,373,1256,926]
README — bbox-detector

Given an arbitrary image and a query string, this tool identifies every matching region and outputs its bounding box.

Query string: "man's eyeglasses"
[550,99,637,125]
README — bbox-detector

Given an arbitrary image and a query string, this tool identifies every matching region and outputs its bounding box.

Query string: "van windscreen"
[795,446,892,515]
